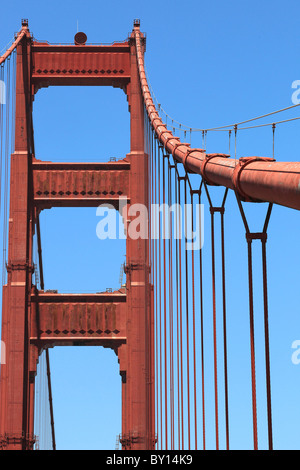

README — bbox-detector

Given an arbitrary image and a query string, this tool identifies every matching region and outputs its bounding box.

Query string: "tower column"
[0,25,35,450]
[121,21,155,450]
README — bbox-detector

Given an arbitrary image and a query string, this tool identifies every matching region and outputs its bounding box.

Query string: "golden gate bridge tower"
[0,19,299,450]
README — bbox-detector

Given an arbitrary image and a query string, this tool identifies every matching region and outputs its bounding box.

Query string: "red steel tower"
[0,19,155,450]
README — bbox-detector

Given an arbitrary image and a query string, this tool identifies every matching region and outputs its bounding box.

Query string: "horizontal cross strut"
[30,290,127,348]
[32,42,131,93]
[33,158,130,208]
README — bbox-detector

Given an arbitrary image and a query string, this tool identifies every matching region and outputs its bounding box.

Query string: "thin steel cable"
[168,157,175,449]
[211,206,219,450]
[0,28,27,66]
[146,111,152,449]
[247,238,258,450]
[0,63,4,276]
[162,151,168,449]
[177,115,300,133]
[198,187,206,450]
[3,57,11,285]
[235,194,258,450]
[262,235,273,451]
[199,105,300,131]
[261,203,273,450]
[174,161,181,450]
[184,176,191,451]
[220,190,230,450]
[0,36,14,56]
[190,191,198,450]
[272,123,276,159]
[235,197,274,450]
[143,62,300,132]
[46,349,56,450]
[203,183,220,450]
[155,134,159,450]
[231,116,300,131]
[234,125,237,166]
[157,139,163,450]
[153,129,159,450]
[177,175,184,450]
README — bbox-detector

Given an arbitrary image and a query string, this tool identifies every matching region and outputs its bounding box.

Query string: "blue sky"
[0,0,300,450]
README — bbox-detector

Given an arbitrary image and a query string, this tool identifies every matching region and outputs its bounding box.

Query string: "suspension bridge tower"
[0,19,155,450]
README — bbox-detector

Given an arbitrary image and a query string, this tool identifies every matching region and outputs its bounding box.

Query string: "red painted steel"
[30,290,127,347]
[0,21,155,451]
[119,23,154,450]
[0,23,34,449]
[134,30,300,211]
[32,159,130,209]
[32,42,131,93]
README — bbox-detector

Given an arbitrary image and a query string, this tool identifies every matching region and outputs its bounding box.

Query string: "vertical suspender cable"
[162,150,168,449]
[153,130,159,450]
[210,205,219,450]
[272,124,276,159]
[46,350,56,451]
[157,138,163,449]
[177,175,184,450]
[36,214,44,290]
[198,187,206,450]
[220,189,230,450]
[204,184,230,450]
[155,133,159,450]
[234,124,238,166]
[0,62,4,276]
[184,176,191,450]
[174,161,181,450]
[190,190,198,449]
[235,194,259,450]
[262,205,273,451]
[3,56,11,285]
[146,113,151,448]
[168,157,174,449]
[247,234,258,450]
